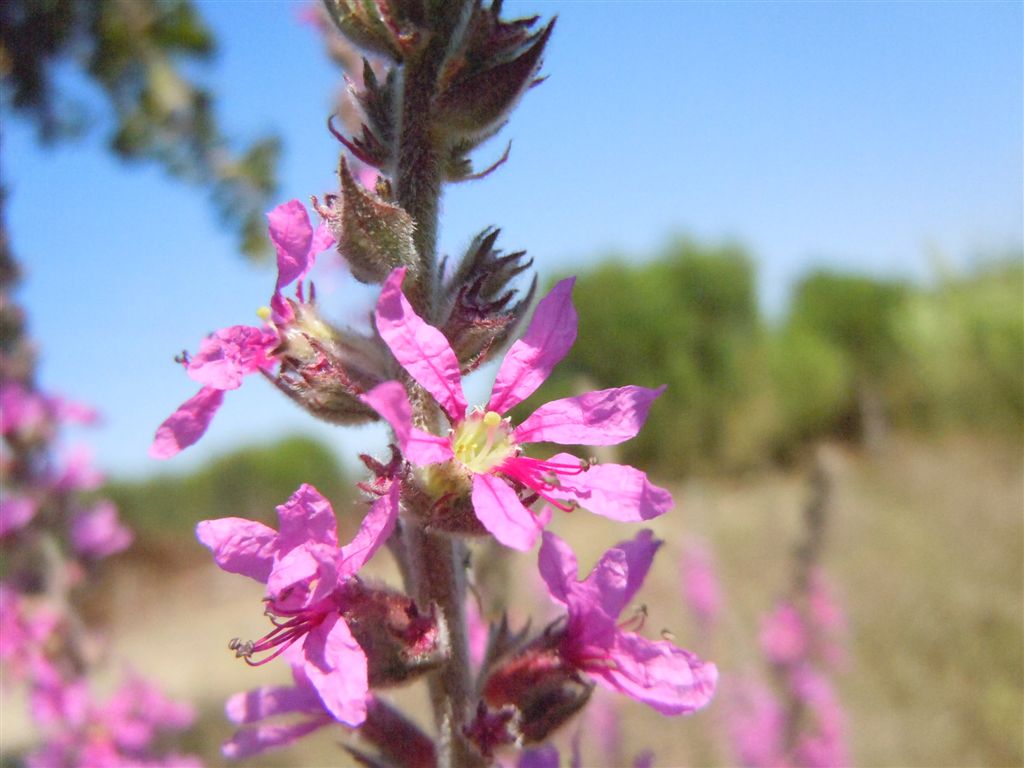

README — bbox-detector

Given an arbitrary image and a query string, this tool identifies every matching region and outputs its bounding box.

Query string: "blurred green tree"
[1,0,279,257]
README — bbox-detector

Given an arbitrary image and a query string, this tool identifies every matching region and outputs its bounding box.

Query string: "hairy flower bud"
[316,158,418,286]
[475,630,593,745]
[342,580,445,687]
[321,0,408,61]
[268,299,387,425]
[439,227,536,371]
[435,13,554,142]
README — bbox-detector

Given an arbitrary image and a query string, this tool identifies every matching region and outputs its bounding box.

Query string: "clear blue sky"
[5,1,1022,478]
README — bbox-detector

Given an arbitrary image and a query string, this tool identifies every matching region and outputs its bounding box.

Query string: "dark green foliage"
[1,0,279,258]
[521,242,1022,478]
[104,435,351,541]
[519,240,766,475]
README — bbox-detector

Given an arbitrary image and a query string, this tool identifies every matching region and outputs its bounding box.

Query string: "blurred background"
[1,1,1021,766]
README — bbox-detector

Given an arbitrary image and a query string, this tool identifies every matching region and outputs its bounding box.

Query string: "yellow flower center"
[451,409,516,474]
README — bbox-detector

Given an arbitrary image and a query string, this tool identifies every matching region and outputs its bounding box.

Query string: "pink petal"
[187,325,277,390]
[302,615,368,726]
[196,517,278,582]
[375,268,467,422]
[222,718,330,759]
[267,545,322,598]
[225,683,322,724]
[0,496,38,538]
[472,473,547,551]
[275,484,339,552]
[310,220,336,257]
[594,632,717,715]
[339,481,399,575]
[547,454,672,522]
[70,500,133,559]
[582,530,661,620]
[268,200,314,291]
[149,387,225,459]
[361,382,454,465]
[514,385,665,446]
[538,530,580,606]
[487,278,577,414]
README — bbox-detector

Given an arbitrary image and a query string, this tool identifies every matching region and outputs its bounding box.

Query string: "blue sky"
[4,1,1022,477]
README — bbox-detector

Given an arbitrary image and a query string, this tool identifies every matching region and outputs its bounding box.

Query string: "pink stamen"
[498,455,587,513]
[230,605,327,667]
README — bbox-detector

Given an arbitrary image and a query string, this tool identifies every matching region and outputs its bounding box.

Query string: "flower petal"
[275,484,339,552]
[225,682,323,724]
[361,382,454,465]
[302,615,368,726]
[149,387,225,459]
[268,200,314,291]
[310,220,336,258]
[487,278,577,414]
[196,517,278,582]
[537,530,580,606]
[547,454,673,522]
[472,473,546,551]
[70,501,133,559]
[514,385,665,446]
[375,268,467,422]
[592,632,717,715]
[0,496,38,538]
[222,718,330,760]
[186,325,277,390]
[582,530,661,620]
[339,481,399,575]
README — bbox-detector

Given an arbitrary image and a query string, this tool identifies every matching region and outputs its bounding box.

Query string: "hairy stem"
[393,22,482,768]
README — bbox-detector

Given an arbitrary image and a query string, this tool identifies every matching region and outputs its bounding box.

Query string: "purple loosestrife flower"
[536,530,717,715]
[681,537,722,629]
[150,201,334,459]
[362,267,672,550]
[70,500,133,560]
[196,482,398,726]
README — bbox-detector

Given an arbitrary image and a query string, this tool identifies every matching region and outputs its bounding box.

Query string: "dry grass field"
[4,433,1019,767]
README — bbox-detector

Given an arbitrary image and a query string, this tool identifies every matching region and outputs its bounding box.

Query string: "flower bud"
[439,227,536,372]
[477,631,593,745]
[341,580,445,687]
[317,158,419,286]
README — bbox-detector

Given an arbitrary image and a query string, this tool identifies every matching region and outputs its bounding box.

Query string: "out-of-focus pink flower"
[71,501,133,560]
[538,530,717,714]
[0,494,38,537]
[790,667,850,768]
[760,602,807,666]
[197,482,398,726]
[466,596,489,670]
[151,201,334,459]
[0,382,50,439]
[681,537,721,628]
[52,444,104,493]
[729,678,789,768]
[363,268,672,551]
[25,673,200,768]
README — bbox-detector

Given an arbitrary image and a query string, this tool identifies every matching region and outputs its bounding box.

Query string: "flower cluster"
[1,266,199,765]
[148,2,719,764]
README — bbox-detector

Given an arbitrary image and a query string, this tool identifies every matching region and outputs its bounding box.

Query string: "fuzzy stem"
[392,21,482,768]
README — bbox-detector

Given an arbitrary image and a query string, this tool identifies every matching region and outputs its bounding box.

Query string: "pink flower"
[681,537,721,627]
[51,444,104,492]
[729,678,788,768]
[538,530,717,715]
[760,602,807,666]
[196,482,398,726]
[0,494,38,538]
[362,268,672,550]
[71,501,133,560]
[150,201,334,459]
[0,382,50,439]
